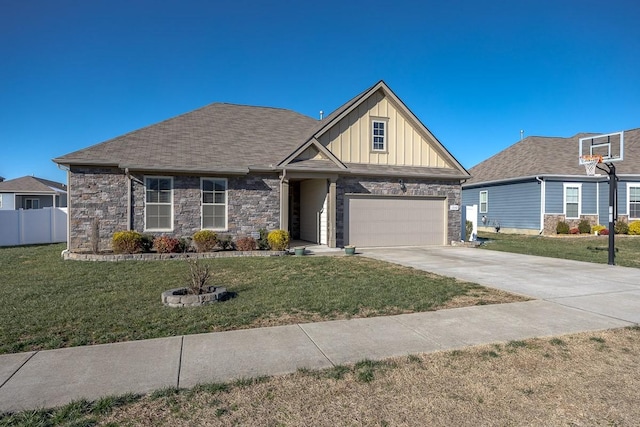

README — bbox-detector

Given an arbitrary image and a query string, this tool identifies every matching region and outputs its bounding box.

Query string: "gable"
[317,89,453,169]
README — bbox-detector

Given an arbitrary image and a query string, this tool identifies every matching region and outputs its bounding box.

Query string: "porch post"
[328,178,337,248]
[280,175,289,232]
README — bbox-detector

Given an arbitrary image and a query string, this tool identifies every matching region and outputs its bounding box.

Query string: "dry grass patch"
[95,327,640,427]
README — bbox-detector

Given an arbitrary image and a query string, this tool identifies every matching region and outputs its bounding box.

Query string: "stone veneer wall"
[335,176,462,247]
[543,214,599,235]
[68,167,280,252]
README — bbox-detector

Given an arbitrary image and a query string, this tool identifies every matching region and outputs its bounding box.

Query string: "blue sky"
[2,0,639,183]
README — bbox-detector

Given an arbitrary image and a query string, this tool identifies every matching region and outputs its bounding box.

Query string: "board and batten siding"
[318,90,451,168]
[462,181,541,230]
[545,180,598,215]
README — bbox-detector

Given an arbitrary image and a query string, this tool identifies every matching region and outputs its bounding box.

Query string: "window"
[25,198,39,209]
[202,178,227,230]
[372,119,386,151]
[628,184,640,220]
[564,184,581,219]
[145,177,173,230]
[479,191,488,213]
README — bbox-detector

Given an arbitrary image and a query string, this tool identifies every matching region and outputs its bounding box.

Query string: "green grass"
[478,232,640,268]
[0,244,490,354]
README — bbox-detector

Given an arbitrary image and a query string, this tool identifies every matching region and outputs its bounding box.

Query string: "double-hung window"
[479,191,488,213]
[202,178,227,230]
[372,119,387,152]
[564,184,581,219]
[145,177,173,230]
[628,184,640,220]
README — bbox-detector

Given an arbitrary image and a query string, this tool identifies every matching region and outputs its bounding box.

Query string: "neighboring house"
[0,176,67,211]
[53,80,470,252]
[462,128,640,234]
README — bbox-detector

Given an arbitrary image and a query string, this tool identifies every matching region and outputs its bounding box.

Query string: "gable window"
[25,198,39,209]
[628,184,640,220]
[371,119,387,152]
[145,177,173,231]
[202,178,227,230]
[479,191,488,213]
[564,184,581,219]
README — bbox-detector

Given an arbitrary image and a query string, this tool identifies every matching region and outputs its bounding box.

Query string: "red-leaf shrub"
[236,236,257,251]
[569,227,579,234]
[153,236,182,253]
[599,228,610,235]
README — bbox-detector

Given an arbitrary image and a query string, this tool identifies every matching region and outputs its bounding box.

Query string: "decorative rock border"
[162,286,229,307]
[63,250,287,261]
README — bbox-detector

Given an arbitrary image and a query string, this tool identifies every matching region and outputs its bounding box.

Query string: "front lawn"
[0,244,521,354]
[478,232,640,268]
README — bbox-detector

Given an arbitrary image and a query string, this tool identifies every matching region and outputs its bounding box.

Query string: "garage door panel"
[346,196,445,246]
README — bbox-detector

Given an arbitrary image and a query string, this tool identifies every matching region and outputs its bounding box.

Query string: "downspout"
[536,176,545,234]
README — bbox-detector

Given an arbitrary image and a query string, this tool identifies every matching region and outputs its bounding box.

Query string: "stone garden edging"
[63,250,288,261]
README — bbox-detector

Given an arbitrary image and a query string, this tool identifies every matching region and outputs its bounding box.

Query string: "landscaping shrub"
[569,227,580,235]
[219,235,235,250]
[236,236,257,251]
[556,221,570,234]
[600,228,610,235]
[615,221,629,235]
[192,230,218,252]
[257,228,270,250]
[267,229,290,251]
[141,234,155,252]
[629,221,640,235]
[592,224,606,235]
[112,231,144,254]
[578,219,591,234]
[185,259,211,295]
[465,220,473,241]
[153,236,182,253]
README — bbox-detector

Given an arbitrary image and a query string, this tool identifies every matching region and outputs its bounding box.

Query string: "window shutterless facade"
[371,119,387,152]
[479,191,488,213]
[628,184,640,220]
[563,184,581,219]
[201,178,227,230]
[145,177,173,231]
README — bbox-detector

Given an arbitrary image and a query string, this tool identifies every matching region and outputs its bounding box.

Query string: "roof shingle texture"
[466,128,640,185]
[0,176,66,193]
[54,103,319,172]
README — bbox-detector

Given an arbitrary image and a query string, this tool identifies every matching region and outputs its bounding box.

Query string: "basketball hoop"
[581,154,602,176]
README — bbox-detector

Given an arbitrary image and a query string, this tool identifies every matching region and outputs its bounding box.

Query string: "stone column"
[328,178,337,248]
[280,176,289,232]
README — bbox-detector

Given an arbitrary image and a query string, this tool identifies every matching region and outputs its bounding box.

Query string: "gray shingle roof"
[0,176,67,193]
[465,127,640,186]
[53,103,319,173]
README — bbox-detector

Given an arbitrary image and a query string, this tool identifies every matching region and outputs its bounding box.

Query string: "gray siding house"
[462,128,640,234]
[0,176,67,211]
[54,81,470,252]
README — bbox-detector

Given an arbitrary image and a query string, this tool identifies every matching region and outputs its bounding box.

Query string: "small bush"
[465,220,473,241]
[578,219,591,234]
[219,235,235,250]
[615,220,629,235]
[153,236,182,253]
[556,221,570,234]
[569,227,579,235]
[112,231,143,254]
[185,259,211,295]
[629,221,640,235]
[600,228,610,235]
[192,230,218,252]
[257,228,270,250]
[267,229,290,251]
[591,224,606,235]
[236,236,257,251]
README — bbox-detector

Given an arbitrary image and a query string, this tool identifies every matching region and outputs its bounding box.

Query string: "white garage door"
[345,196,446,246]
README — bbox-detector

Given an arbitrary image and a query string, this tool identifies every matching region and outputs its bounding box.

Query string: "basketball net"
[581,155,603,176]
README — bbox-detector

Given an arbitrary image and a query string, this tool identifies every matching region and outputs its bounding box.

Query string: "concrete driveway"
[361,246,640,324]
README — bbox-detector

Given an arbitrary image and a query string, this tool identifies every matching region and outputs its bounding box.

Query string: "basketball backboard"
[579,131,624,165]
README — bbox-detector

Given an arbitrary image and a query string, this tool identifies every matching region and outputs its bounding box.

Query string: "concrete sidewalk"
[1,247,638,413]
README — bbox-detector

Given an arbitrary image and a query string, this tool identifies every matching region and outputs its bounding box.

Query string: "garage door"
[345,196,446,246]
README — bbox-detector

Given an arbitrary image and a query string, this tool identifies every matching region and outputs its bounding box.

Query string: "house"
[0,176,67,211]
[462,128,640,235]
[53,80,470,252]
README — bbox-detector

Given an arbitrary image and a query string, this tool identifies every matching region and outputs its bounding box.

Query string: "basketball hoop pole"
[604,163,617,265]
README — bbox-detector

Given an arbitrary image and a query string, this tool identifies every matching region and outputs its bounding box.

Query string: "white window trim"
[371,117,388,153]
[144,176,174,232]
[563,183,582,219]
[479,191,488,213]
[200,177,228,231]
[627,182,640,221]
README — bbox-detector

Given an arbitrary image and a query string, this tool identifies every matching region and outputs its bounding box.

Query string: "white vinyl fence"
[0,207,67,246]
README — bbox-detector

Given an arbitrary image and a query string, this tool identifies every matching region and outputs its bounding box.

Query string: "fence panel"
[0,207,67,246]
